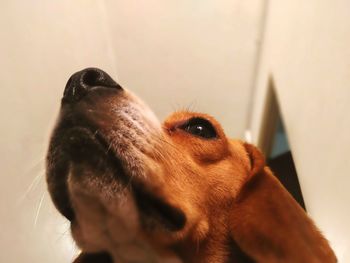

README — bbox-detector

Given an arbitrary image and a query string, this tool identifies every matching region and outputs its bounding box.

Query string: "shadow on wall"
[259,79,306,210]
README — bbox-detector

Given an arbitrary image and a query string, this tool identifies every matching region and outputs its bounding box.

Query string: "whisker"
[17,171,44,205]
[34,192,45,228]
[106,141,113,154]
[55,223,71,242]
[23,156,45,175]
[170,102,183,113]
[185,100,197,112]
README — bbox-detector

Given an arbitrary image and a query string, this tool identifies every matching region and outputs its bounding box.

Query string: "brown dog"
[46,68,336,263]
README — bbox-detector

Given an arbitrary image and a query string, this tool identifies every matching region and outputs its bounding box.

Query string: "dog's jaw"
[47,86,187,262]
[67,166,184,263]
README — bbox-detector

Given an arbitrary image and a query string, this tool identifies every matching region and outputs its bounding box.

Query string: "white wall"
[0,1,118,262]
[104,0,264,137]
[250,0,350,261]
[0,1,263,262]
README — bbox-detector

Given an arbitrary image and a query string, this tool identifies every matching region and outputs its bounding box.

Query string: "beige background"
[250,1,350,261]
[1,0,349,262]
[0,1,263,262]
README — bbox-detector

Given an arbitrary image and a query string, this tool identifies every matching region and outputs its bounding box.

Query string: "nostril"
[81,69,101,87]
[80,68,121,89]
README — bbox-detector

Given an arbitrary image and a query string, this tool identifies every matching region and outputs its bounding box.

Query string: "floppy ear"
[229,143,337,263]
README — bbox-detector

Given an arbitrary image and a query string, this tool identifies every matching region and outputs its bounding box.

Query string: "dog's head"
[47,68,336,263]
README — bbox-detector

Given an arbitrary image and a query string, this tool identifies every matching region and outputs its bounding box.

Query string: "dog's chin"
[69,182,186,262]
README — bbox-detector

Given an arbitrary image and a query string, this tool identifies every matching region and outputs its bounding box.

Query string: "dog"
[46,68,336,263]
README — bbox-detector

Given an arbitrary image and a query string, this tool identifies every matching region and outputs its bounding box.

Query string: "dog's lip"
[56,126,186,231]
[63,126,126,177]
[74,252,113,263]
[133,184,187,232]
[54,126,128,222]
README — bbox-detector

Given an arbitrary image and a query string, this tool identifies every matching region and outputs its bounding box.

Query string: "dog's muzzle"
[46,68,186,232]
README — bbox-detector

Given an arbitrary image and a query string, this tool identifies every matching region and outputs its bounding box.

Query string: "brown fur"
[72,111,336,262]
[47,70,336,263]
[230,144,336,262]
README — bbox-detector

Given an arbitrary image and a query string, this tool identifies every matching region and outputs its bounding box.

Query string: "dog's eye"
[180,118,217,139]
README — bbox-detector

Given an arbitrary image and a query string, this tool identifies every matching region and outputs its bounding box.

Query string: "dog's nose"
[63,68,122,103]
